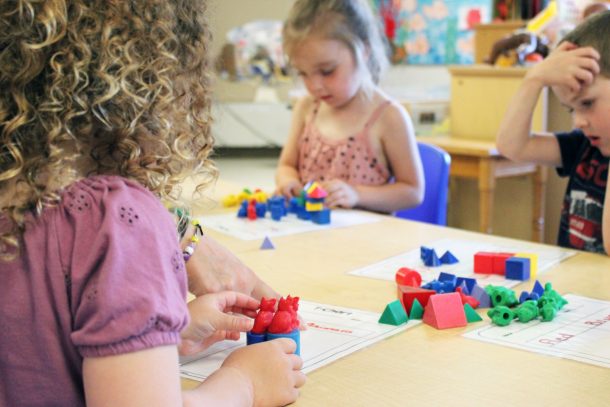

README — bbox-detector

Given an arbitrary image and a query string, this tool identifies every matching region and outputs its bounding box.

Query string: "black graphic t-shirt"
[556,130,608,253]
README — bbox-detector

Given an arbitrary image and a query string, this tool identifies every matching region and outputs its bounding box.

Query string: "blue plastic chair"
[394,142,451,226]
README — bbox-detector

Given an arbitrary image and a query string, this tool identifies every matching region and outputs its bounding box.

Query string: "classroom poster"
[374,0,493,64]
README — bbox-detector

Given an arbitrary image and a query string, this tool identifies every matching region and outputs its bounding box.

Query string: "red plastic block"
[473,252,494,274]
[422,292,468,329]
[398,285,435,313]
[395,267,422,287]
[492,252,515,275]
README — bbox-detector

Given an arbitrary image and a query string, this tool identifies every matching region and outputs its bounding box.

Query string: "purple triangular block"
[260,236,275,250]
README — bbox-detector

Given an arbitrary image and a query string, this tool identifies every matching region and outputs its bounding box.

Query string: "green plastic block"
[464,303,483,322]
[409,298,424,320]
[379,300,408,325]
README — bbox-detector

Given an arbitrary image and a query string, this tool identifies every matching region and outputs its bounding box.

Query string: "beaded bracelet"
[172,207,191,240]
[182,219,204,262]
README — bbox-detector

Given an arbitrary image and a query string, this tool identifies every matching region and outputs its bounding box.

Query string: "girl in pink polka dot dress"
[276,0,424,213]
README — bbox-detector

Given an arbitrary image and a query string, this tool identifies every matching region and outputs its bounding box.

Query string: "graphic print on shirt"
[567,190,603,251]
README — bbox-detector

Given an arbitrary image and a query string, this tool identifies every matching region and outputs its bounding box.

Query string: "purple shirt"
[0,176,189,406]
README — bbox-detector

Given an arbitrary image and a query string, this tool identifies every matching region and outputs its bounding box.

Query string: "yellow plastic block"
[515,252,539,280]
[237,191,251,203]
[305,202,323,212]
[306,181,320,194]
[222,194,238,207]
[252,191,268,203]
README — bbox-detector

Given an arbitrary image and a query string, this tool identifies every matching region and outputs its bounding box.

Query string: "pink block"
[423,292,468,329]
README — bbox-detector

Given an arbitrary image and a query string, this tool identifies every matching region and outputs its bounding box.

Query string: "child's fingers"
[289,353,303,371]
[217,291,260,311]
[293,369,307,388]
[271,337,298,354]
[215,313,254,333]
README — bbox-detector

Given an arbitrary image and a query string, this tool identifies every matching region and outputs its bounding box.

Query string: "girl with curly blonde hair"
[0,1,304,405]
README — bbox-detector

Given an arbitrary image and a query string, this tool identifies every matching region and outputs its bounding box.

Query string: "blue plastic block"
[532,280,545,297]
[246,331,266,346]
[440,250,459,264]
[505,257,530,280]
[423,250,441,267]
[470,284,491,308]
[420,246,433,262]
[311,208,331,225]
[288,197,301,213]
[270,207,284,221]
[519,290,540,303]
[455,277,477,294]
[297,207,311,220]
[255,202,267,217]
[422,279,453,294]
[437,272,457,291]
[237,201,248,218]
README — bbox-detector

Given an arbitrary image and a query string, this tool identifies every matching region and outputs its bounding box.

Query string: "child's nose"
[307,76,324,92]
[573,112,589,130]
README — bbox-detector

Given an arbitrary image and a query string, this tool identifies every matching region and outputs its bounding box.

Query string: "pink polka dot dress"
[297,100,392,185]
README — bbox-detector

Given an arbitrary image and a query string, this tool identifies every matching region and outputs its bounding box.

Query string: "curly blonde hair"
[0,0,216,259]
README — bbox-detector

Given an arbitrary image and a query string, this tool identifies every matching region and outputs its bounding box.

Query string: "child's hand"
[179,291,259,355]
[221,338,306,407]
[185,234,280,300]
[526,41,600,95]
[276,179,303,199]
[322,179,359,208]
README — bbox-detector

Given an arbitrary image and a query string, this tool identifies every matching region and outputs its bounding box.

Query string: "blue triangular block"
[532,280,545,297]
[260,236,275,250]
[424,250,441,267]
[440,250,459,264]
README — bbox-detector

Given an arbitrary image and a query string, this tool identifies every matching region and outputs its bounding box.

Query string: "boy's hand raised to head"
[526,41,600,95]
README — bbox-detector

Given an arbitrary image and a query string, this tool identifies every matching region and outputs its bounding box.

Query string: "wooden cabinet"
[474,21,525,63]
[449,65,547,140]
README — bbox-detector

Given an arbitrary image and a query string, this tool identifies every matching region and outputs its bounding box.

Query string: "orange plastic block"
[422,292,468,329]
[474,252,494,274]
[398,285,435,313]
[492,252,515,275]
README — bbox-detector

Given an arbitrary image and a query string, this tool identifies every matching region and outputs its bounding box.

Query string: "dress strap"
[364,100,392,129]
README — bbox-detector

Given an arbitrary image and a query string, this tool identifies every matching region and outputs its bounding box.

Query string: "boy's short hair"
[562,11,610,77]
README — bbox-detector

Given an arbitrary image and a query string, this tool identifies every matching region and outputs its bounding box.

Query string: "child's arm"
[184,233,279,300]
[497,42,600,166]
[324,102,424,213]
[83,339,305,406]
[275,97,313,198]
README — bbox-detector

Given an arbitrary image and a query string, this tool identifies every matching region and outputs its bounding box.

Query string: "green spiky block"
[379,300,408,325]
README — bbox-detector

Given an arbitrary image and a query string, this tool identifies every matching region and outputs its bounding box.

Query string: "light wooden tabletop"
[184,186,610,406]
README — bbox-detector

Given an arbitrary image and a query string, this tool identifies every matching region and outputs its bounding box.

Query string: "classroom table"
[420,135,548,243]
[182,201,610,406]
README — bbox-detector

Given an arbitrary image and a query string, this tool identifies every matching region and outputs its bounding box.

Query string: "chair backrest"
[394,142,451,226]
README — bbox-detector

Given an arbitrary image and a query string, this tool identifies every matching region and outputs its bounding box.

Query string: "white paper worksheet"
[179,300,420,381]
[199,209,381,240]
[463,294,610,369]
[348,238,575,288]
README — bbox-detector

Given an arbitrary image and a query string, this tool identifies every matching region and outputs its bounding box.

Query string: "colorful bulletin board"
[373,0,493,64]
